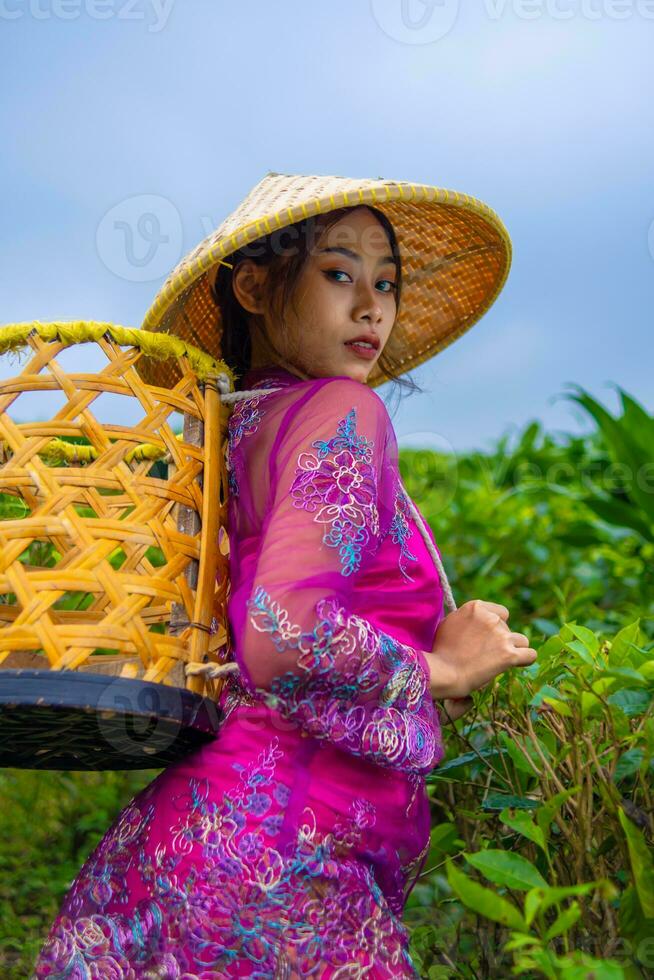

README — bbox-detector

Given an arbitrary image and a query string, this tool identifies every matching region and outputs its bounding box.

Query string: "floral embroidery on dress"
[247,587,441,774]
[33,739,419,979]
[388,480,420,583]
[226,375,293,497]
[289,405,382,577]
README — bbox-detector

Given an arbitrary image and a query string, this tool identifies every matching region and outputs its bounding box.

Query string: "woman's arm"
[231,377,444,774]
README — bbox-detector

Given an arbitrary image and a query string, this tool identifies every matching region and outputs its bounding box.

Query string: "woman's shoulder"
[228,372,394,461]
[283,374,392,425]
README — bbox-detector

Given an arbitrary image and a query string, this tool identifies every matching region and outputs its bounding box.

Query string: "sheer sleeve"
[233,376,443,774]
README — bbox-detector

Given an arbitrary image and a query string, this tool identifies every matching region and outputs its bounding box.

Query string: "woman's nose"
[353,282,383,322]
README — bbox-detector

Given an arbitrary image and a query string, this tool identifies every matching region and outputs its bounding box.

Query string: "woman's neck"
[248,332,313,382]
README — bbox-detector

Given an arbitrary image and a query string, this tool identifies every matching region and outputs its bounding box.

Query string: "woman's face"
[234,206,399,384]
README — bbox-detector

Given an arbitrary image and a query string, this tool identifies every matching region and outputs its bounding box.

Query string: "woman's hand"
[439,696,475,724]
[425,599,538,700]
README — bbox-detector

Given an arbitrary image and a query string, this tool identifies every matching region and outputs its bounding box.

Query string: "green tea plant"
[406,618,654,977]
[402,385,654,977]
[556,384,654,545]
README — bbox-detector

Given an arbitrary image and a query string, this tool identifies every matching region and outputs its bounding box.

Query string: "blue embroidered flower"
[289,406,382,576]
[388,482,419,582]
[246,791,273,817]
[226,375,293,497]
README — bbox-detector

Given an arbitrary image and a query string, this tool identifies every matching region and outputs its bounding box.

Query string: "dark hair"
[211,205,422,403]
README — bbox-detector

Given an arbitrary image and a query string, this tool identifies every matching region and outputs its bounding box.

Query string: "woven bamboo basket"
[0,321,238,771]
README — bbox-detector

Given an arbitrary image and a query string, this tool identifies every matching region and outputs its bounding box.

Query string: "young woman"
[33,173,537,978]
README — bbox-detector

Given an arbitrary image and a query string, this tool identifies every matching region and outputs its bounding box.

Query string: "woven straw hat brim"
[137,172,512,390]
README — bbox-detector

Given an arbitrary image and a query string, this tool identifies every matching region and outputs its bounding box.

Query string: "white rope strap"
[185,661,240,679]
[399,481,457,613]
[216,378,289,404]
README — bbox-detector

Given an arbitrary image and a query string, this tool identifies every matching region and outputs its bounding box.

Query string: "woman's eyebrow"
[317,245,395,267]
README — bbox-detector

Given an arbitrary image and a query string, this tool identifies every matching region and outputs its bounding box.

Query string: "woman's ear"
[232,260,268,315]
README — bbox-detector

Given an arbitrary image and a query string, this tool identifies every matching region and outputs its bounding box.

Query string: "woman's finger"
[439,697,474,723]
[508,631,530,647]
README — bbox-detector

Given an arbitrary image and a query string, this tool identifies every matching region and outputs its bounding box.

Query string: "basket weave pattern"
[0,322,233,702]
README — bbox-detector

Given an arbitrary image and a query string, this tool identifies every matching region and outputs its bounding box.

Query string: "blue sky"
[0,0,651,454]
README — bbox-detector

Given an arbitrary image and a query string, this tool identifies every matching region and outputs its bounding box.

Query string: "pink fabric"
[33,365,446,978]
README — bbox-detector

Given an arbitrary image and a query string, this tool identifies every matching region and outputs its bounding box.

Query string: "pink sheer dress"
[32,364,450,979]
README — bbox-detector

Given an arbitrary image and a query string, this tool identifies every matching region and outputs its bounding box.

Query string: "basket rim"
[0,320,236,387]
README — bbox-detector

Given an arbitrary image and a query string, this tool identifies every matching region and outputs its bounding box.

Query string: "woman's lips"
[344,342,377,360]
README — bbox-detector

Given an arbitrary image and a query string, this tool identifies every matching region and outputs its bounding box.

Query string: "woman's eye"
[325,270,397,293]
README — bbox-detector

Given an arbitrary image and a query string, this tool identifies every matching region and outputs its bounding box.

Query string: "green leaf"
[614,749,645,782]
[567,624,600,657]
[609,620,644,667]
[542,696,573,718]
[590,676,619,698]
[555,951,627,978]
[599,667,649,689]
[423,822,462,871]
[503,931,541,952]
[561,385,654,523]
[463,849,548,891]
[582,494,653,541]
[433,747,505,773]
[498,731,540,775]
[618,808,654,918]
[445,858,527,931]
[535,787,580,842]
[532,618,561,637]
[524,888,545,928]
[526,880,615,917]
[564,639,597,667]
[500,808,548,855]
[618,884,654,948]
[483,793,540,811]
[428,822,460,853]
[616,385,654,457]
[537,635,566,662]
[544,900,581,941]
[530,683,567,709]
[607,689,652,717]
[580,691,603,720]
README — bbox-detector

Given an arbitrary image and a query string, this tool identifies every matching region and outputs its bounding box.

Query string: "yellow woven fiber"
[0,320,235,701]
[0,433,184,466]
[0,320,235,387]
